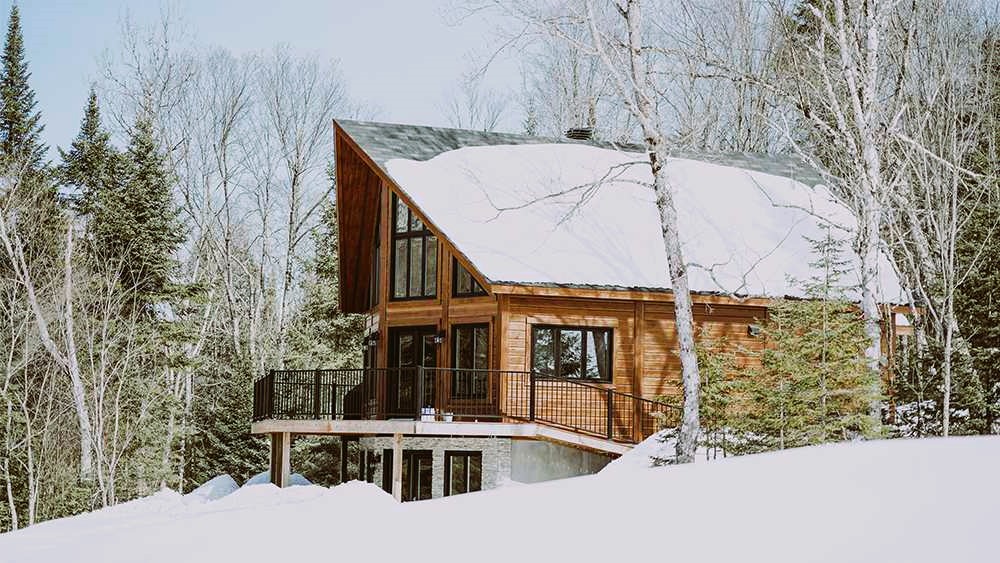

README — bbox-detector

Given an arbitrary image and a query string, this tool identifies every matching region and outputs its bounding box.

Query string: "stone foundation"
[359,436,512,499]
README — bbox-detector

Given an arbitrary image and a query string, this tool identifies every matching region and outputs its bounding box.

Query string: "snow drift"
[1,437,996,563]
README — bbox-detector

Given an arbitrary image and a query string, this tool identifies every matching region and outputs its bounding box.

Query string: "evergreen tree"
[953,34,1000,434]
[0,5,44,170]
[59,88,117,218]
[0,4,61,263]
[286,172,364,370]
[696,230,882,455]
[90,115,182,302]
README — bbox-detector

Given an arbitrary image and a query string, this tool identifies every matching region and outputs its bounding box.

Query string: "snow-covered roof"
[338,120,901,301]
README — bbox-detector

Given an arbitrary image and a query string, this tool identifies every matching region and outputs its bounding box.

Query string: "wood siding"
[640,303,766,403]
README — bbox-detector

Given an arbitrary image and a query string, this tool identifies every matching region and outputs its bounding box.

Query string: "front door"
[382,449,434,501]
[387,326,437,417]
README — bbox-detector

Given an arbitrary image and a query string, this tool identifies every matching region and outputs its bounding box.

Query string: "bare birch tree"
[0,188,96,481]
[444,70,510,132]
[884,0,997,435]
[469,0,705,462]
[257,46,353,368]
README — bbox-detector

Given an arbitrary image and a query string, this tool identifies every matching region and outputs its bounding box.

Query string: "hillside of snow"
[1,437,996,562]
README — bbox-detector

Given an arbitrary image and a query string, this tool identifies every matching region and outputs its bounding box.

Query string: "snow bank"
[243,471,312,487]
[385,144,902,300]
[185,474,239,503]
[599,430,669,475]
[1,438,997,562]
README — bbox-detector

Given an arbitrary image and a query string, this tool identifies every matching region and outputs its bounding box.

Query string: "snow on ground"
[184,474,239,503]
[1,437,997,563]
[385,144,902,300]
[243,470,312,487]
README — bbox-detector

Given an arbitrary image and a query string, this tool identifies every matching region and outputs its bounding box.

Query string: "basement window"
[444,451,482,496]
[531,326,613,381]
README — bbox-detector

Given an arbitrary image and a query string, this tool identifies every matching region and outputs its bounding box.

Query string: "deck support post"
[340,437,350,483]
[269,432,291,488]
[391,432,403,502]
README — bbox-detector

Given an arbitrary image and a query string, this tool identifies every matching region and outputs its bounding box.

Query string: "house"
[251,119,906,501]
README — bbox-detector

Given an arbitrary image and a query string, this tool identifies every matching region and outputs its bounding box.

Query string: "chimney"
[564,127,594,141]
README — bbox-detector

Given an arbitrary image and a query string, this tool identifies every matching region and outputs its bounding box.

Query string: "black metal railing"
[252,368,679,444]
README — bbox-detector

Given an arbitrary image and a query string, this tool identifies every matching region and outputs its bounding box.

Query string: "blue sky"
[8,0,519,159]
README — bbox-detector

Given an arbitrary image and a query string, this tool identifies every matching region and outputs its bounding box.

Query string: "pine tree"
[0,4,61,263]
[90,114,182,302]
[952,34,1000,435]
[0,5,44,170]
[59,88,117,218]
[697,230,882,455]
[286,189,365,369]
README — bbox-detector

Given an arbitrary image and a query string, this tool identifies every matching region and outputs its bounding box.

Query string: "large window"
[452,324,489,399]
[391,194,437,299]
[444,451,482,496]
[453,259,486,297]
[531,326,612,381]
[382,449,433,501]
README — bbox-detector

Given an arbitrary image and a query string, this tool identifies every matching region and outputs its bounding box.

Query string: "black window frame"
[530,325,614,382]
[367,213,380,309]
[382,449,434,501]
[444,450,483,496]
[451,323,490,399]
[390,193,438,301]
[452,258,487,297]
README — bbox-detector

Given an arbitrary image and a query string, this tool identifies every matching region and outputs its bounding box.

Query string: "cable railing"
[253,367,679,444]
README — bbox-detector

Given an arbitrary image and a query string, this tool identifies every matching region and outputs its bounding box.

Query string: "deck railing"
[253,368,679,444]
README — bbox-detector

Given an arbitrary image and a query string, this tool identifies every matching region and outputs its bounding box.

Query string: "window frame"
[452,258,487,297]
[451,323,490,400]
[529,325,614,382]
[390,193,438,301]
[444,450,483,496]
[368,214,380,309]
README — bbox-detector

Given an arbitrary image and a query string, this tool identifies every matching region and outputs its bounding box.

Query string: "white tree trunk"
[649,144,701,462]
[0,216,95,481]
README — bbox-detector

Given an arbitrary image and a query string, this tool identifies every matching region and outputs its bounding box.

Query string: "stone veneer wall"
[359,436,512,499]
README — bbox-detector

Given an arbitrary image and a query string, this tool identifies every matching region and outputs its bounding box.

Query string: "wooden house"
[251,120,906,501]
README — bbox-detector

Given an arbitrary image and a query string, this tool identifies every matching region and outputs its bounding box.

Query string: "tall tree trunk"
[613,0,701,462]
[649,144,701,462]
[60,225,95,481]
[0,218,95,481]
[859,191,884,422]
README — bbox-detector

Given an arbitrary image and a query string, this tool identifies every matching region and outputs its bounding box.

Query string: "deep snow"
[1,437,996,563]
[384,144,902,300]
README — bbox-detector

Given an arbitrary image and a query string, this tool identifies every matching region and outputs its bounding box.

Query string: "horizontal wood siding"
[641,302,767,403]
[501,296,636,436]
[504,295,636,393]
